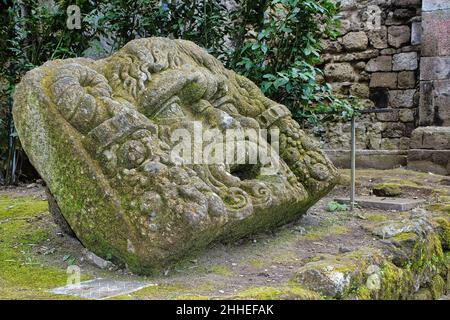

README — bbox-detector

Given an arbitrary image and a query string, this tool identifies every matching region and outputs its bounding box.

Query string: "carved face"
[13,37,338,273]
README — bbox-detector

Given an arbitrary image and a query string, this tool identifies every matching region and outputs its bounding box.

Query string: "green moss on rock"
[373,183,402,197]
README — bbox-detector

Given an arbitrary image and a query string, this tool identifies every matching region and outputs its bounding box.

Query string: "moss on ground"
[0,196,80,299]
[372,183,402,197]
[233,285,323,300]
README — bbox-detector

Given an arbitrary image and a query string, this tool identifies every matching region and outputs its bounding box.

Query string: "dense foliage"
[0,0,358,183]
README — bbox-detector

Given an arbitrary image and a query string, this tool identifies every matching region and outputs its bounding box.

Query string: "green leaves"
[326,201,348,212]
[231,0,361,125]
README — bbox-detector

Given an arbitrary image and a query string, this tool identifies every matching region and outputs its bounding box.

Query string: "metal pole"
[350,115,356,211]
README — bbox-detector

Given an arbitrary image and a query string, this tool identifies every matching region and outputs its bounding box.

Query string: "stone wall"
[312,0,423,161]
[407,0,450,175]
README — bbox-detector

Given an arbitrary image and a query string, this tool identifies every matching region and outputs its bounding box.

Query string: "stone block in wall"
[377,110,400,122]
[321,50,379,64]
[410,126,450,150]
[349,83,370,98]
[399,109,415,122]
[419,81,435,126]
[386,8,417,25]
[382,122,406,138]
[422,0,450,11]
[422,10,450,57]
[324,63,356,82]
[399,137,411,150]
[368,27,388,49]
[420,56,450,81]
[389,89,416,108]
[388,25,411,48]
[365,56,392,72]
[381,138,401,150]
[392,0,421,7]
[398,71,416,88]
[321,39,343,54]
[434,79,450,126]
[411,22,422,45]
[342,31,369,51]
[370,72,398,88]
[393,52,418,71]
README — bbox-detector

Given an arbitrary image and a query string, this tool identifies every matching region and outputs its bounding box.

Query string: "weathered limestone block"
[12,38,338,274]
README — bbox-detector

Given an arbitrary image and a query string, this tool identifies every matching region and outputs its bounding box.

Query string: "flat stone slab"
[50,278,154,300]
[334,196,425,211]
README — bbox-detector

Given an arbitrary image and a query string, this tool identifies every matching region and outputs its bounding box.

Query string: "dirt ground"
[0,169,449,300]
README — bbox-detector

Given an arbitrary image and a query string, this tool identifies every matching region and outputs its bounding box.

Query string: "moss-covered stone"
[373,183,402,197]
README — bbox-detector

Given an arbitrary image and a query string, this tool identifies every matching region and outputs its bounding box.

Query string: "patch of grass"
[208,265,233,276]
[366,214,388,222]
[303,225,348,240]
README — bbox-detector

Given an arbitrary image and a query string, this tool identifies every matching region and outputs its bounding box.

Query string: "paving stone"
[335,196,425,211]
[50,278,154,300]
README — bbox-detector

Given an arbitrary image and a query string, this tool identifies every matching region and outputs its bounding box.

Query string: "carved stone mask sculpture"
[13,38,338,273]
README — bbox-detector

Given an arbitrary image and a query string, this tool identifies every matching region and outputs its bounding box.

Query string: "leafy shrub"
[0,0,358,183]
